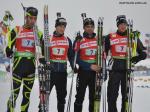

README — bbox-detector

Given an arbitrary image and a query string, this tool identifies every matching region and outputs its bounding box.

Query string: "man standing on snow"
[105,15,147,112]
[74,17,101,112]
[6,7,43,112]
[39,14,74,112]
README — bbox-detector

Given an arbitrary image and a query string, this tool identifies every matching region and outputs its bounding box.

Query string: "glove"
[140,52,147,60]
[75,32,82,41]
[3,10,14,21]
[6,47,13,58]
[73,66,78,74]
[130,56,140,64]
[133,30,140,38]
[39,58,46,65]
[131,51,147,64]
[6,65,10,72]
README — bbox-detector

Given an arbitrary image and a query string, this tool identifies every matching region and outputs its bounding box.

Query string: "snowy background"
[0,73,150,112]
[0,0,150,112]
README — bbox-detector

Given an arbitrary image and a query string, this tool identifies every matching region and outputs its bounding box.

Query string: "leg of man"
[107,71,121,112]
[88,71,96,112]
[74,70,88,112]
[7,74,22,112]
[121,72,127,112]
[55,72,67,112]
[21,74,35,112]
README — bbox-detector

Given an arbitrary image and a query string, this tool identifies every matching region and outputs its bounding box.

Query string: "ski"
[38,5,51,112]
[94,17,107,112]
[125,19,134,112]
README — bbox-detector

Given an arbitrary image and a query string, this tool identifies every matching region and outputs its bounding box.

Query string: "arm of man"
[131,38,147,64]
[5,27,17,57]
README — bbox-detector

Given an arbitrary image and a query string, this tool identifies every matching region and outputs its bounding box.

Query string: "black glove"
[131,52,147,64]
[131,56,140,64]
[6,65,10,72]
[73,66,78,74]
[6,47,13,58]
[39,58,46,65]
[75,32,82,41]
[140,52,147,60]
[132,30,140,38]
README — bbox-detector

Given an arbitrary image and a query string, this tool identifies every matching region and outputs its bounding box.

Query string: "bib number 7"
[52,48,65,55]
[115,45,127,53]
[22,39,34,47]
[85,49,97,56]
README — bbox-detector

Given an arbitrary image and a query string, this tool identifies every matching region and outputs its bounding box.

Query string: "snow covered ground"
[0,71,150,112]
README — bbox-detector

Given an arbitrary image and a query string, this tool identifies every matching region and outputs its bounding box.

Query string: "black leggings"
[107,71,127,112]
[74,70,96,112]
[50,72,67,112]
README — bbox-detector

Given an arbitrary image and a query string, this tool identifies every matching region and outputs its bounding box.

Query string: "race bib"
[85,49,97,56]
[22,39,34,47]
[52,48,65,55]
[115,45,127,53]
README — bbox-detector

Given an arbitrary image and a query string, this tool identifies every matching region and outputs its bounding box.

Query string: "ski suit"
[6,26,42,112]
[105,30,147,112]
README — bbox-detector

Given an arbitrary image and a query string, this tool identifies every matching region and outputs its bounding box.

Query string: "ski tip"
[127,19,133,26]
[44,5,48,15]
[98,17,104,25]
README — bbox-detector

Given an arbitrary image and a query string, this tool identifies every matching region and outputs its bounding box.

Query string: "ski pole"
[9,56,15,112]
[20,3,26,24]
[101,19,107,112]
[5,11,15,112]
[66,31,81,112]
